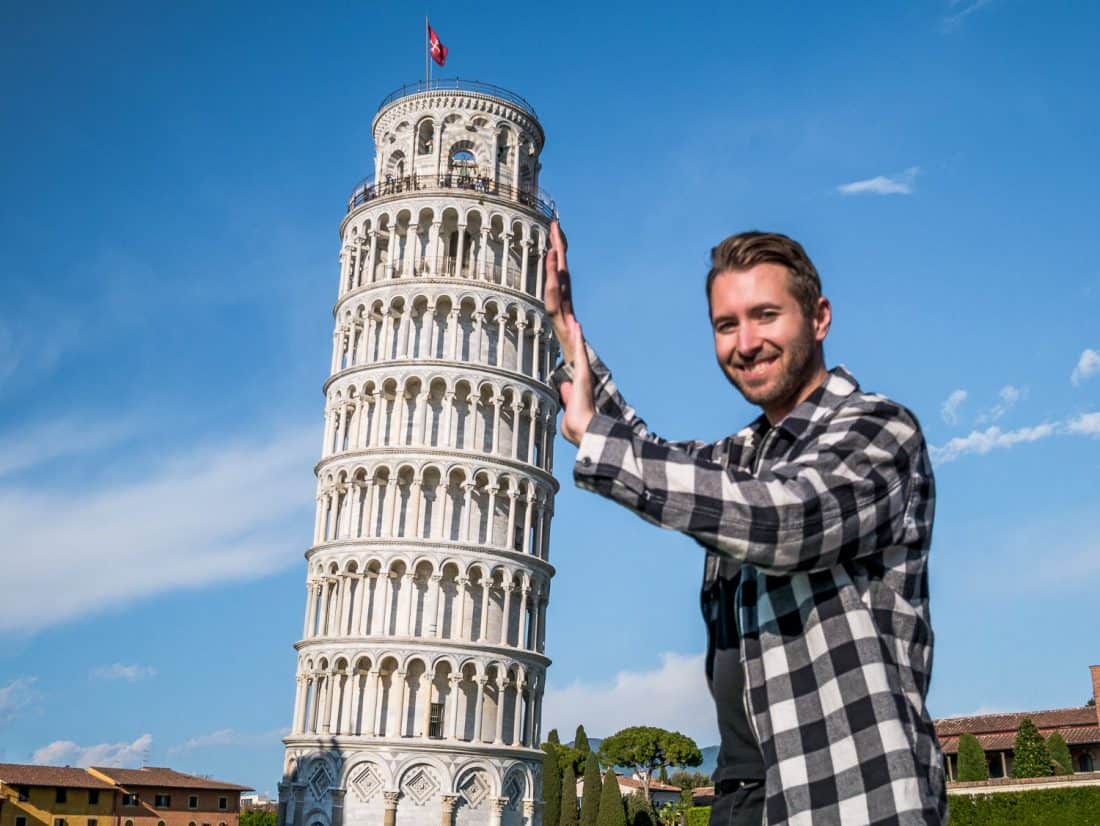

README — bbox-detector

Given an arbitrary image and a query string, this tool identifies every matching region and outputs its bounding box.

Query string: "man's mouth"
[735,357,778,377]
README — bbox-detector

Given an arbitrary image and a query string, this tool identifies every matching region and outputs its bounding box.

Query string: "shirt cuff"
[573,412,622,481]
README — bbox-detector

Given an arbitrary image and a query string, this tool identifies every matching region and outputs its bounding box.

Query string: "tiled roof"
[935,706,1100,754]
[614,775,681,792]
[90,767,252,792]
[0,764,116,790]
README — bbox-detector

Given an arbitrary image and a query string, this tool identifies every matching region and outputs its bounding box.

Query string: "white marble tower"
[277,79,559,826]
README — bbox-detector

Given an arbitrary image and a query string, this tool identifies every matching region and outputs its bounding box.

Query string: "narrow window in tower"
[429,702,444,738]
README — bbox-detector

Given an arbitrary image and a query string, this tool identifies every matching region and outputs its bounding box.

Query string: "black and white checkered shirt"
[552,346,947,825]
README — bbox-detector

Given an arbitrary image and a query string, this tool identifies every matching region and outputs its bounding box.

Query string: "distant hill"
[567,738,719,781]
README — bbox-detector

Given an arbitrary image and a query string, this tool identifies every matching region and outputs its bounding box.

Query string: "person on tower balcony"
[544,220,946,826]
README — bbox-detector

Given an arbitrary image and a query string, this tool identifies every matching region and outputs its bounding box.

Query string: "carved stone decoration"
[503,773,524,810]
[458,769,491,809]
[350,762,383,802]
[400,765,441,806]
[308,761,333,799]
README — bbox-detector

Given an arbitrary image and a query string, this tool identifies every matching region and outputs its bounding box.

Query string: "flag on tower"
[428,21,448,66]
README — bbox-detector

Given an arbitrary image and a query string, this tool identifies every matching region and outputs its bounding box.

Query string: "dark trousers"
[708,781,765,826]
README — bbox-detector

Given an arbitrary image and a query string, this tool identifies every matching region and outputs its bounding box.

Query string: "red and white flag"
[428,21,448,66]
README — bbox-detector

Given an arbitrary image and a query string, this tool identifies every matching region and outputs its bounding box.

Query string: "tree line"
[955,717,1076,781]
[541,724,706,826]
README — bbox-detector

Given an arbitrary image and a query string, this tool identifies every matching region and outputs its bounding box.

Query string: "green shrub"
[1047,732,1073,776]
[685,807,710,826]
[956,733,990,782]
[1012,718,1053,778]
[948,787,1100,826]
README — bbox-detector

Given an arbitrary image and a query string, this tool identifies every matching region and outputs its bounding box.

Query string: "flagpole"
[425,15,430,89]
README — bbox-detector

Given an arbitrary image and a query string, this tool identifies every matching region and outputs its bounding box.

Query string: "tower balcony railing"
[378,78,538,119]
[347,172,556,219]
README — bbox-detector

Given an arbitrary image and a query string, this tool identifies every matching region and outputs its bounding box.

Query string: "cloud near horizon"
[940,389,967,425]
[542,651,716,746]
[1071,348,1100,386]
[168,727,288,755]
[90,663,157,682]
[0,422,316,635]
[931,411,1099,463]
[0,677,38,724]
[837,166,919,196]
[32,733,153,768]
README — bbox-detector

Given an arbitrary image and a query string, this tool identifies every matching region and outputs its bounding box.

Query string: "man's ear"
[813,296,832,343]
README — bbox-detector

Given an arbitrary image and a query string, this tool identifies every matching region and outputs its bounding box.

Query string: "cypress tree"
[543,743,562,826]
[1013,718,1053,778]
[1047,732,1074,775]
[596,769,626,826]
[549,729,562,745]
[624,793,655,826]
[580,752,602,826]
[575,724,591,754]
[956,733,989,781]
[560,763,579,826]
[657,765,668,784]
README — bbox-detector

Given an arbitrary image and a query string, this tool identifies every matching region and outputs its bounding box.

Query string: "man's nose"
[737,323,763,356]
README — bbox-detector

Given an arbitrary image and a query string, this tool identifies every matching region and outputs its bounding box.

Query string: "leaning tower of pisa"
[277,80,559,826]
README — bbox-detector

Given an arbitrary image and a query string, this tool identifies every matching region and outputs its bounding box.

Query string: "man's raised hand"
[559,318,596,446]
[544,219,577,364]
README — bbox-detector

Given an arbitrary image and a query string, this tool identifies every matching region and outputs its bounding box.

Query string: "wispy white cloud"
[32,733,152,768]
[543,651,715,745]
[0,417,137,479]
[90,663,157,682]
[940,389,968,425]
[0,426,316,635]
[943,0,996,30]
[1071,348,1100,386]
[932,411,1100,463]
[168,727,287,755]
[932,422,1056,463]
[977,385,1024,424]
[1065,412,1100,436]
[0,677,37,723]
[837,166,919,196]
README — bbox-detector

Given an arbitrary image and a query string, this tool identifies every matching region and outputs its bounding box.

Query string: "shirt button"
[580,456,592,467]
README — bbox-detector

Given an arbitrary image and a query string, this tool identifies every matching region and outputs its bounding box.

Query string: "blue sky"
[2,0,1098,794]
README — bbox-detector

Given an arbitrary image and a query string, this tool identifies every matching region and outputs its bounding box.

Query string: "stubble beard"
[726,323,819,415]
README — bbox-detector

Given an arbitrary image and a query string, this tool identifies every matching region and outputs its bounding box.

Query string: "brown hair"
[705,231,822,318]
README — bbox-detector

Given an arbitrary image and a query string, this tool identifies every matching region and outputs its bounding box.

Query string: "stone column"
[501,231,513,287]
[426,573,442,636]
[515,319,528,374]
[454,577,468,640]
[500,584,513,645]
[382,791,400,826]
[489,796,507,826]
[512,676,525,744]
[535,243,546,299]
[493,677,507,744]
[366,231,379,282]
[478,228,491,280]
[419,672,433,737]
[330,790,345,826]
[506,492,518,552]
[517,587,530,650]
[447,310,460,360]
[462,483,475,542]
[405,571,419,635]
[386,225,398,278]
[523,799,538,826]
[448,674,463,739]
[520,236,532,290]
[491,396,503,454]
[472,311,485,363]
[478,579,492,641]
[403,224,418,278]
[472,677,487,742]
[522,494,535,555]
[291,783,305,826]
[455,223,467,278]
[527,406,538,463]
[364,669,380,735]
[291,676,307,734]
[440,794,459,826]
[495,314,507,367]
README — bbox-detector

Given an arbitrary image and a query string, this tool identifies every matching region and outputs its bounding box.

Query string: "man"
[545,222,946,825]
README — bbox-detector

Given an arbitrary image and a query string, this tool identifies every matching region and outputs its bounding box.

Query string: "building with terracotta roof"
[575,773,683,809]
[935,665,1100,781]
[84,768,250,826]
[0,764,118,826]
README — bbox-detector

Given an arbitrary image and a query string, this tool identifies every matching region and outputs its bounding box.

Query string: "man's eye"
[715,321,736,333]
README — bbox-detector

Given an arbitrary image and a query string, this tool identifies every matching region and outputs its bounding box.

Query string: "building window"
[189,795,199,809]
[89,791,100,805]
[89,819,98,826]
[429,703,444,738]
[155,795,171,808]
[16,786,29,802]
[123,794,139,807]
[56,789,68,803]
[1081,752,1096,772]
[16,817,27,826]
[54,819,65,826]
[125,820,134,826]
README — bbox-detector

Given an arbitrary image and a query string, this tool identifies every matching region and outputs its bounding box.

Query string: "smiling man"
[547,224,946,826]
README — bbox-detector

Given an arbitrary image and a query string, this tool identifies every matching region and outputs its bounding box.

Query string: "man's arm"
[573,400,931,576]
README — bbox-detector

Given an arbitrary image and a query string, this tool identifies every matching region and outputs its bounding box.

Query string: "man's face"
[709,263,831,420]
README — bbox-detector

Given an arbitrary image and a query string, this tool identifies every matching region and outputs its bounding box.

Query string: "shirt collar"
[771,365,860,439]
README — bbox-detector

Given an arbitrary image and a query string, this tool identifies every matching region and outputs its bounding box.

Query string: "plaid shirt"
[552,347,946,825]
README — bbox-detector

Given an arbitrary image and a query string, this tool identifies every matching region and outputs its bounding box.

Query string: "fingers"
[550,219,569,271]
[570,318,590,385]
